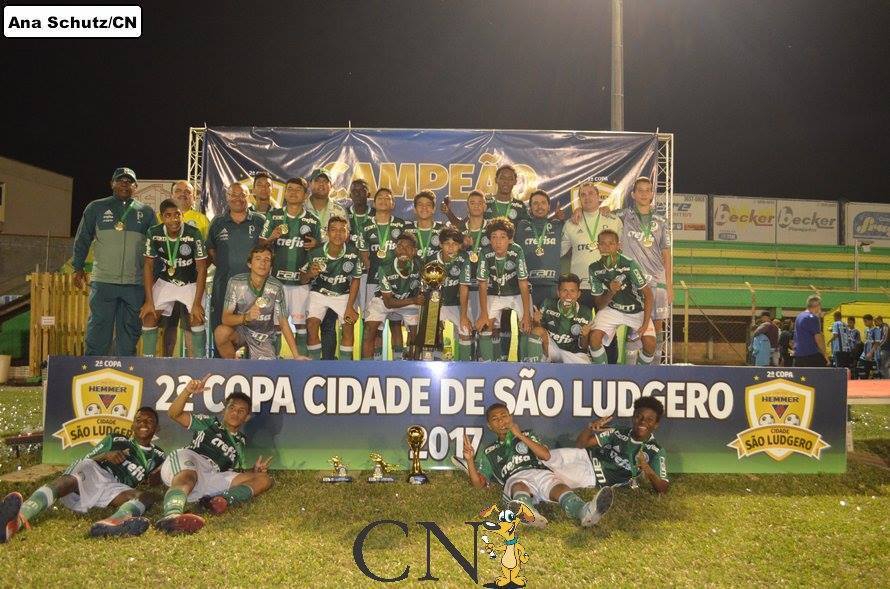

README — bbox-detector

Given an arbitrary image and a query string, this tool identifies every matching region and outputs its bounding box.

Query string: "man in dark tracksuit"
[73,167,155,356]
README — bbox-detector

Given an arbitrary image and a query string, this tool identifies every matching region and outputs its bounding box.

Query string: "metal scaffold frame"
[657,132,675,364]
[187,126,206,209]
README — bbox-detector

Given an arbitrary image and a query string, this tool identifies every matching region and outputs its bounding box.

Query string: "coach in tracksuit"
[73,167,155,355]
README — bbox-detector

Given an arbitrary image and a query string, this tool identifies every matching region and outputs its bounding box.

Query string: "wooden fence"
[28,273,89,377]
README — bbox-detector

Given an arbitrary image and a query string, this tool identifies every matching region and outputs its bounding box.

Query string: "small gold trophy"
[367,452,397,483]
[406,425,429,485]
[412,261,447,361]
[321,455,354,483]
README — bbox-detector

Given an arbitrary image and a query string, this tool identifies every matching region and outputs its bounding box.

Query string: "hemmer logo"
[53,368,143,448]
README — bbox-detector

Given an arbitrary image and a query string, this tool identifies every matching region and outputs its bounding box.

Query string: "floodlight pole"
[611,0,624,131]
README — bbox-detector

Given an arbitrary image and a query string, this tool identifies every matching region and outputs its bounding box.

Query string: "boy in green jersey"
[587,229,656,365]
[526,273,593,363]
[140,199,208,357]
[1,407,164,541]
[300,216,363,360]
[406,190,445,259]
[429,227,472,360]
[156,375,274,535]
[461,403,603,528]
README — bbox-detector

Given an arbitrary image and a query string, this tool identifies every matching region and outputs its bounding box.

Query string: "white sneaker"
[580,486,614,527]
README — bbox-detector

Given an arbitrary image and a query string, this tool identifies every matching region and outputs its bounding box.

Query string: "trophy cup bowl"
[406,425,430,484]
[421,261,447,289]
[413,262,447,361]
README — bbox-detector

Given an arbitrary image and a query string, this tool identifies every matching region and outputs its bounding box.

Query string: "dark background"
[2,0,888,233]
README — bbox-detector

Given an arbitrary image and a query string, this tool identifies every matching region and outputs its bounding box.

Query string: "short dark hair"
[597,228,620,242]
[558,273,581,288]
[135,406,159,423]
[286,177,309,191]
[439,226,463,245]
[485,217,514,240]
[413,190,436,207]
[254,171,272,183]
[633,396,664,421]
[847,317,856,323]
[396,232,417,247]
[760,311,772,318]
[633,176,653,191]
[467,189,485,200]
[225,392,252,411]
[863,314,873,321]
[159,199,179,214]
[495,165,516,180]
[351,178,369,187]
[485,402,509,420]
[834,311,842,320]
[529,189,549,203]
[247,244,274,264]
[374,187,393,201]
[328,215,349,230]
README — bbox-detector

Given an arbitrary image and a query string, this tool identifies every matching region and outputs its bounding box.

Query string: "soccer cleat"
[89,516,150,538]
[0,492,24,543]
[198,495,229,515]
[580,486,615,528]
[154,513,205,535]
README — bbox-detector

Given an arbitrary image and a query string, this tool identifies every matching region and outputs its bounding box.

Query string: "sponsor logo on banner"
[774,200,838,245]
[727,378,830,461]
[853,211,890,240]
[672,194,707,240]
[53,368,143,448]
[712,196,776,243]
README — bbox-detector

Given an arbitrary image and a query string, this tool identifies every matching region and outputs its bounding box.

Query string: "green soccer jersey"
[588,427,668,486]
[406,220,445,259]
[474,243,529,296]
[261,207,321,285]
[484,196,529,224]
[476,430,548,486]
[377,256,423,300]
[588,253,648,314]
[426,250,469,307]
[301,243,363,296]
[188,414,246,472]
[516,218,563,286]
[348,208,373,251]
[72,434,165,488]
[461,223,490,292]
[539,298,593,353]
[144,223,206,285]
[357,216,409,285]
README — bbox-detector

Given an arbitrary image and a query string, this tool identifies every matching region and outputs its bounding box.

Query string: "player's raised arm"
[510,422,550,461]
[168,373,211,428]
[636,447,670,494]
[463,433,488,489]
[576,415,613,448]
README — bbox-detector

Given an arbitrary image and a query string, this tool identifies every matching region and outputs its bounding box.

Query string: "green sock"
[141,328,158,357]
[339,345,353,361]
[512,492,535,512]
[478,332,494,361]
[458,339,472,361]
[523,336,543,362]
[590,346,607,365]
[307,344,322,360]
[295,329,309,358]
[393,346,404,360]
[109,498,146,519]
[162,488,187,518]
[20,486,53,525]
[220,484,254,507]
[559,491,586,521]
[190,327,206,358]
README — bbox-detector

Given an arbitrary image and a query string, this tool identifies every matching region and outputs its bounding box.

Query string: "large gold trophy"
[412,261,447,361]
[406,425,430,484]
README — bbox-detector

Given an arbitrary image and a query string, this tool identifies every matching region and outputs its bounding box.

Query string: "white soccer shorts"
[486,294,524,329]
[593,307,656,347]
[307,291,351,321]
[60,459,133,513]
[160,448,240,503]
[152,281,197,316]
[283,284,311,324]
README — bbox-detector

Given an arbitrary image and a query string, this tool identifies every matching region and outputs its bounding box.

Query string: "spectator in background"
[847,317,863,378]
[877,316,889,377]
[778,319,794,367]
[793,295,827,367]
[827,310,853,373]
[859,314,877,378]
[750,328,771,366]
[752,311,780,366]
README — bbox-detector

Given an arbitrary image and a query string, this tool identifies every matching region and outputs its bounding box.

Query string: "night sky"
[2,0,888,232]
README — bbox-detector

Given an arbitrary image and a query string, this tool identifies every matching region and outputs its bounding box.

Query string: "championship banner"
[672,193,707,240]
[44,357,847,474]
[712,196,777,243]
[201,128,659,219]
[774,198,838,245]
[844,201,890,245]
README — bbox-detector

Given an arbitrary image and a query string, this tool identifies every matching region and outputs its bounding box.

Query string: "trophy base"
[321,476,354,483]
[407,473,430,485]
[367,476,396,483]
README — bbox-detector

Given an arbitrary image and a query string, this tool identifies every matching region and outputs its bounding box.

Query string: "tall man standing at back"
[73,167,155,355]
[793,295,828,367]
[206,183,265,354]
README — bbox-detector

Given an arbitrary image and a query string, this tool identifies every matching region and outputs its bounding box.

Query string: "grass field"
[0,387,888,587]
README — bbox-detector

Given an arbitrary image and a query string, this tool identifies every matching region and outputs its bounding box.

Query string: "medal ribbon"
[494,198,510,219]
[635,208,653,242]
[582,211,601,245]
[117,199,135,227]
[324,242,345,260]
[130,441,150,473]
[164,225,182,275]
[532,219,550,250]
[221,427,245,470]
[376,222,391,256]
[248,277,267,301]
[559,300,577,321]
[394,257,414,279]
[352,212,368,236]
[494,256,507,286]
[469,224,483,255]
[417,227,431,257]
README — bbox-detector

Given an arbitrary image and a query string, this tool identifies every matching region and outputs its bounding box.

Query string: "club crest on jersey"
[727,378,830,461]
[570,323,582,336]
[450,266,461,276]
[515,441,528,455]
[343,261,354,273]
[392,228,401,238]
[508,209,517,219]
[505,261,515,271]
[54,368,144,449]
[180,243,192,256]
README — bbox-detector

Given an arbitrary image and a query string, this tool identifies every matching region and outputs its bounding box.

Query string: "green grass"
[0,389,888,587]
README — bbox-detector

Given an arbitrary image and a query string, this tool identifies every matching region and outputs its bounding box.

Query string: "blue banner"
[44,357,847,474]
[201,127,659,218]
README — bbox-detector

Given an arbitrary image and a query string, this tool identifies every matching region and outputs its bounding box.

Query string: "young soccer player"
[156,375,273,534]
[526,273,593,363]
[469,218,532,362]
[0,407,165,541]
[362,233,424,359]
[461,403,602,528]
[516,189,564,308]
[406,190,445,259]
[587,229,656,365]
[140,198,208,357]
[259,177,321,357]
[429,227,473,360]
[213,246,305,360]
[300,216,363,360]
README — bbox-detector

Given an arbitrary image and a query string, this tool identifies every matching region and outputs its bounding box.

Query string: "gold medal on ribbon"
[316,261,327,273]
[535,246,545,257]
[641,235,654,248]
[166,266,176,277]
[469,251,479,263]
[255,296,269,308]
[376,249,387,260]
[278,223,289,235]
[114,221,124,231]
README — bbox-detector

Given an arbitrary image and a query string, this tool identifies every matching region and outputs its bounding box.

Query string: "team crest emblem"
[505,261,515,271]
[450,266,461,276]
[482,236,490,246]
[392,228,401,238]
[727,378,830,461]
[343,261,354,273]
[508,209,517,219]
[515,442,528,455]
[180,243,192,256]
[300,225,311,235]
[431,235,440,246]
[53,369,144,449]
[570,324,581,336]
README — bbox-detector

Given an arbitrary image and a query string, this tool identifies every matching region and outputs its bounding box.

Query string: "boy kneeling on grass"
[1,407,165,541]
[155,375,273,535]
[460,403,609,528]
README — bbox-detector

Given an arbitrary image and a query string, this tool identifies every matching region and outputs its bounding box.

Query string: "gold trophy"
[411,261,447,361]
[406,425,430,485]
[321,455,354,483]
[367,452,397,483]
